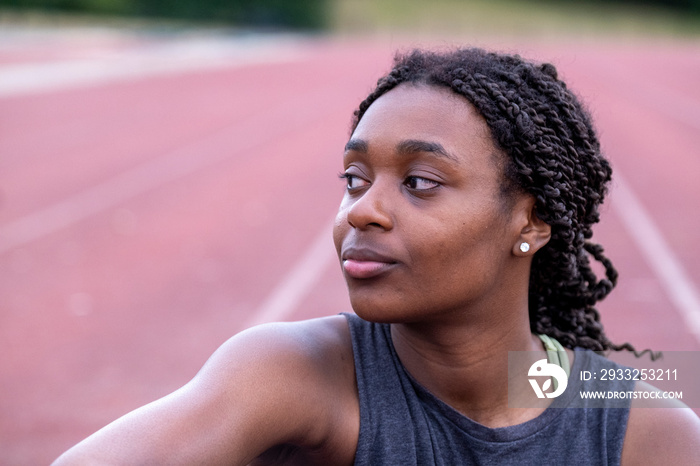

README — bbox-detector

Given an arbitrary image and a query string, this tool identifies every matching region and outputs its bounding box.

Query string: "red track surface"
[1,30,699,464]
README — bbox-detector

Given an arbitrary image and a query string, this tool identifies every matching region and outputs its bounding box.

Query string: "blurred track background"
[1,0,700,463]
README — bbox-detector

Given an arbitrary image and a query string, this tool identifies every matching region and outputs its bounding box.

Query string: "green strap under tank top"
[536,334,571,391]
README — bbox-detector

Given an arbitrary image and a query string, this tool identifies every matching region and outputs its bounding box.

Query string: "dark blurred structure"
[553,0,699,13]
[0,0,330,29]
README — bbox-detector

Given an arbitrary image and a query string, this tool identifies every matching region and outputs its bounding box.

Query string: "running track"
[1,28,699,464]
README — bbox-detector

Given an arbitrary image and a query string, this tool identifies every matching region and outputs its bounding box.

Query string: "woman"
[54,48,699,465]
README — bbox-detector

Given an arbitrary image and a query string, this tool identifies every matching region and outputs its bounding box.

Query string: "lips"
[341,247,398,279]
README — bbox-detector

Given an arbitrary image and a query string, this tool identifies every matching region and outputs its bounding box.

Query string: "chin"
[352,309,395,324]
[349,296,421,324]
[349,299,395,324]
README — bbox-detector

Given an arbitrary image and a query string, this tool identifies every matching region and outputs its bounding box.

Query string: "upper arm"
[53,316,356,465]
[621,381,700,466]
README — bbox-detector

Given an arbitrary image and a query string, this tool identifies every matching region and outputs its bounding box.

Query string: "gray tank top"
[344,313,633,465]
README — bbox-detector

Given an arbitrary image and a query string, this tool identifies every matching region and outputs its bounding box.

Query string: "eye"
[404,176,440,191]
[339,172,369,191]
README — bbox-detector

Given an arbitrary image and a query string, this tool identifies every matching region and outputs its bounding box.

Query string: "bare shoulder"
[53,315,358,465]
[205,314,357,417]
[214,314,355,383]
[211,315,360,462]
[621,381,700,466]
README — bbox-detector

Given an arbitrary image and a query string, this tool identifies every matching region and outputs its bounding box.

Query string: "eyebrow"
[344,138,458,161]
[344,139,368,153]
[396,139,458,161]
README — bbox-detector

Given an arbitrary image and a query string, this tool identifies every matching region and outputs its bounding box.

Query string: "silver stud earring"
[520,242,530,253]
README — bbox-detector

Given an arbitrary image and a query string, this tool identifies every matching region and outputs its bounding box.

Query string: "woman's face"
[333,84,528,324]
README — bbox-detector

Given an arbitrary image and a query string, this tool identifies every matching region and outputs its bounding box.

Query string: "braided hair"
[352,48,635,354]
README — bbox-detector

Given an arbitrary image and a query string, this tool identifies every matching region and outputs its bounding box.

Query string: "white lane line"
[0,130,235,254]
[245,221,337,328]
[611,171,700,343]
[0,116,271,254]
[0,78,334,255]
[0,36,306,98]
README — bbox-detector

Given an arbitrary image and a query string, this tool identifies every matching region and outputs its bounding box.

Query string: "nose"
[344,181,394,231]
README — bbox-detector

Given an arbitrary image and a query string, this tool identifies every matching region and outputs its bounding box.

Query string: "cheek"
[332,208,347,256]
[422,212,507,270]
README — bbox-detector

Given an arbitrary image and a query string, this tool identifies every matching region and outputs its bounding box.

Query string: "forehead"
[350,84,498,164]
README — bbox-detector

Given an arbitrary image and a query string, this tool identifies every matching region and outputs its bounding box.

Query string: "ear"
[512,197,551,257]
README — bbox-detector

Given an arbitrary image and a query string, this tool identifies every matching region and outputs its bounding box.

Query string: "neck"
[390,304,548,428]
